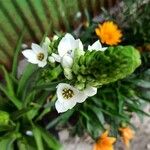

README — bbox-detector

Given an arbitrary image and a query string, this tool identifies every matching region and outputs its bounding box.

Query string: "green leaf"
[17,63,38,98]
[86,119,101,140]
[0,138,14,150]
[132,79,150,89]
[0,84,22,109]
[32,125,44,150]
[79,110,90,121]
[0,125,14,132]
[27,91,49,120]
[11,29,25,78]
[36,107,51,121]
[23,90,36,107]
[0,65,14,96]
[0,66,22,109]
[127,102,150,116]
[11,107,32,121]
[86,104,105,127]
[17,138,29,150]
[33,79,66,90]
[46,109,74,129]
[38,126,62,150]
[0,132,21,150]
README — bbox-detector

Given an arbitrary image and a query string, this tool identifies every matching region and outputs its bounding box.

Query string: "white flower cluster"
[22,33,107,113]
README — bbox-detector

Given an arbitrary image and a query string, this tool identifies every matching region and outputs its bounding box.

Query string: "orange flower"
[119,127,134,147]
[95,21,122,45]
[93,130,116,150]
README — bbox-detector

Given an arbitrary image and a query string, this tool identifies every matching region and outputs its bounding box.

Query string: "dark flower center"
[62,88,74,99]
[37,53,44,61]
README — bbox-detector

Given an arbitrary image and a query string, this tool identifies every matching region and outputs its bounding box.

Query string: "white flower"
[55,83,97,113]
[26,130,33,136]
[88,40,107,51]
[52,33,84,68]
[22,43,48,67]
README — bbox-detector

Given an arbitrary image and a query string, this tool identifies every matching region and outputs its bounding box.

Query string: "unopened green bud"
[0,111,9,125]
[64,68,73,80]
[75,82,85,90]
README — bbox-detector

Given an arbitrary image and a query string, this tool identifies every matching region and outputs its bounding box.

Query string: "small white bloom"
[55,83,97,113]
[52,33,84,68]
[26,130,33,136]
[88,40,107,51]
[48,56,55,63]
[61,54,73,68]
[58,33,83,57]
[22,43,48,67]
[52,35,59,41]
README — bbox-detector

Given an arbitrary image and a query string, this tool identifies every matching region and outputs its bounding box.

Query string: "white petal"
[55,100,68,113]
[100,47,108,51]
[83,86,97,97]
[61,54,73,68]
[88,40,108,52]
[51,53,61,62]
[58,33,77,57]
[38,61,47,67]
[76,39,83,50]
[22,50,38,64]
[31,43,42,54]
[76,92,88,103]
[55,100,76,113]
[74,39,85,56]
[42,43,48,52]
[43,50,48,60]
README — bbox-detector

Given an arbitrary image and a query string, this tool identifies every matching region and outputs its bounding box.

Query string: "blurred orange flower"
[93,130,116,150]
[119,127,134,147]
[95,21,122,45]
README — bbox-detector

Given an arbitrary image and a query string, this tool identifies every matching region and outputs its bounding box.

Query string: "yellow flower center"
[62,88,74,99]
[37,53,44,61]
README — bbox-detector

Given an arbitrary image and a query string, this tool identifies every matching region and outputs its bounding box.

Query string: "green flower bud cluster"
[0,111,9,126]
[72,46,141,89]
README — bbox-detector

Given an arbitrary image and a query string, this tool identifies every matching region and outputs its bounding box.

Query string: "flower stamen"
[62,88,74,99]
[67,50,73,55]
[37,53,44,61]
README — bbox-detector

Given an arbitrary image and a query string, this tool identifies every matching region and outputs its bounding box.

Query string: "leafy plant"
[0,31,61,150]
